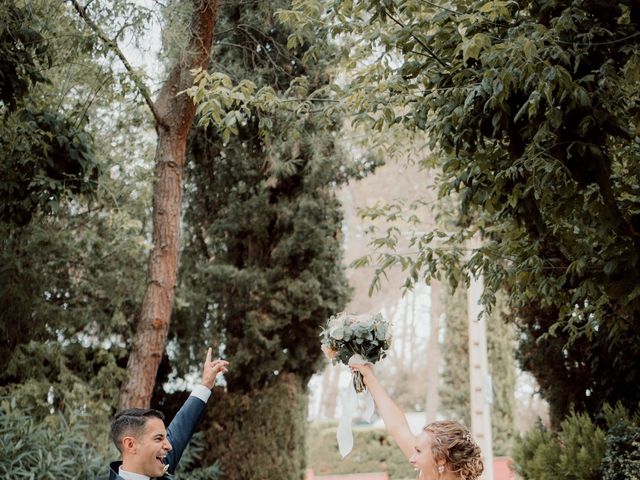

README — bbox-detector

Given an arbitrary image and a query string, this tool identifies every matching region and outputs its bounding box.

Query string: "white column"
[467,267,494,480]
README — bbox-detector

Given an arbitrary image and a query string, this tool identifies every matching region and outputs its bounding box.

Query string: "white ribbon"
[336,355,375,458]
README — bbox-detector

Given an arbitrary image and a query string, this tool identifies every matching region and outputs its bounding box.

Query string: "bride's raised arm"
[350,363,416,459]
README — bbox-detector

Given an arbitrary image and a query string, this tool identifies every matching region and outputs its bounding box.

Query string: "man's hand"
[201,347,229,390]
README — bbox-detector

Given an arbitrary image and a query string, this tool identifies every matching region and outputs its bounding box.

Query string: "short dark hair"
[111,408,165,452]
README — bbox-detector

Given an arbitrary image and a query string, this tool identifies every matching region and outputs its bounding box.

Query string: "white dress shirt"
[118,467,150,480]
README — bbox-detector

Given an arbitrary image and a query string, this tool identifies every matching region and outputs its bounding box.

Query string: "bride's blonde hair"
[424,421,484,480]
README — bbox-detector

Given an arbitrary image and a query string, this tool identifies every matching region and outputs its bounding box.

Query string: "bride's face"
[409,431,443,480]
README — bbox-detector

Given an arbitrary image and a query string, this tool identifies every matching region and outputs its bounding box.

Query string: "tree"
[162,1,358,477]
[0,1,100,226]
[69,0,223,408]
[270,0,640,426]
[439,284,516,456]
[1,0,153,425]
[486,292,517,456]
[440,284,471,427]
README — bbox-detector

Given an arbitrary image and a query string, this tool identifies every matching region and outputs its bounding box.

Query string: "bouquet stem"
[353,370,366,393]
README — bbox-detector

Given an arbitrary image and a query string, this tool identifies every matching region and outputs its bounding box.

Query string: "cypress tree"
[166,2,359,478]
[486,292,517,456]
[440,285,471,426]
[440,286,517,456]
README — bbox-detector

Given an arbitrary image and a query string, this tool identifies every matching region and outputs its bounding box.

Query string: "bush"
[0,397,110,479]
[174,432,222,480]
[200,373,308,480]
[513,405,640,480]
[601,408,640,480]
[307,422,415,479]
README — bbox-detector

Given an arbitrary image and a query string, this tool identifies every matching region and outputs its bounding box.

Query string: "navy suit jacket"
[108,395,207,480]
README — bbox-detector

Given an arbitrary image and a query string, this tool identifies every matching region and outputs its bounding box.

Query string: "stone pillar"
[467,260,494,480]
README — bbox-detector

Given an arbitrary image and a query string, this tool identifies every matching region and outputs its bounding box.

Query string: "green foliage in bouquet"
[320,313,391,392]
[321,312,391,365]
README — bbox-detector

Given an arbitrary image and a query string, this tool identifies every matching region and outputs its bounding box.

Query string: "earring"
[438,465,445,474]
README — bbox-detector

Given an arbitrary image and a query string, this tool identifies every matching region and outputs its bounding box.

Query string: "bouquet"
[320,312,391,393]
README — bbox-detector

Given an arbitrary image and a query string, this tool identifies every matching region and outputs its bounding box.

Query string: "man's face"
[125,417,172,477]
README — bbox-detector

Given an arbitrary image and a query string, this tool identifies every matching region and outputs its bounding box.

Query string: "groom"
[108,348,229,480]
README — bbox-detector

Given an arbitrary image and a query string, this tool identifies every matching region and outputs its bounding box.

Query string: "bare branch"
[114,21,136,42]
[68,0,166,127]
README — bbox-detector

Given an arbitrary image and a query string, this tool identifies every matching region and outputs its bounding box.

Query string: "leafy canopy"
[279,0,640,422]
[191,0,640,330]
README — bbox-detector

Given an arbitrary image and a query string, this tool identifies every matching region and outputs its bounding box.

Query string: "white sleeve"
[190,384,212,403]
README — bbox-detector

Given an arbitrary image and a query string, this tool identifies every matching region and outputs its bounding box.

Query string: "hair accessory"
[438,465,445,474]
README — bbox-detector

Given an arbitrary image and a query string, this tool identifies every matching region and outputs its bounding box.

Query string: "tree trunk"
[118,0,221,409]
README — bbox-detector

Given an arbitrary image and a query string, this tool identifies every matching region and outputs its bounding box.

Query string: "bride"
[350,364,484,480]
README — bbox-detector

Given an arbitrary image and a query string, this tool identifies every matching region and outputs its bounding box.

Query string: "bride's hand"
[349,363,375,384]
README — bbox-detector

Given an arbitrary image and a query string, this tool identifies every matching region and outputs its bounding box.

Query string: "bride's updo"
[424,421,484,480]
